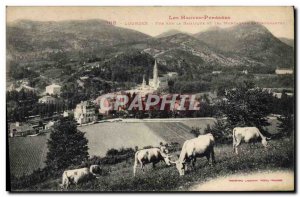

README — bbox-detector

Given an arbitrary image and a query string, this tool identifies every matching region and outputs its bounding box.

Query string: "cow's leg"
[133,165,137,177]
[211,147,215,165]
[233,140,236,153]
[191,158,196,170]
[234,140,241,154]
[141,163,145,173]
[152,162,156,169]
[133,160,138,177]
[206,153,211,166]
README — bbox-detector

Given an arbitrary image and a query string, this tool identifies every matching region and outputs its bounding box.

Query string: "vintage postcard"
[6,6,295,192]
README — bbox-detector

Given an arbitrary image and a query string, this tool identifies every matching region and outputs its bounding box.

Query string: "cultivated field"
[180,118,217,134]
[79,122,165,157]
[20,138,294,191]
[9,133,49,177]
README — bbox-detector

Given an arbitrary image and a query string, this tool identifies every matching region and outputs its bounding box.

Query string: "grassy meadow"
[17,137,294,191]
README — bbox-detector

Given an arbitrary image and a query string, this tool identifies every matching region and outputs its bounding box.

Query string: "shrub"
[204,119,232,144]
[190,127,201,137]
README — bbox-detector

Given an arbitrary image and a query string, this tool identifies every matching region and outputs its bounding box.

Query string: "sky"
[6,6,294,38]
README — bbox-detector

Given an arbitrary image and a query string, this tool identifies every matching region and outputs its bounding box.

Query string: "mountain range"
[7,19,294,75]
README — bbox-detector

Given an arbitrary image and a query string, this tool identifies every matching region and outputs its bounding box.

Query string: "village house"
[63,110,73,117]
[45,84,61,95]
[241,70,248,75]
[212,71,222,74]
[44,121,55,130]
[8,82,36,93]
[275,68,293,75]
[8,122,36,137]
[166,72,178,78]
[74,101,97,125]
[38,95,57,104]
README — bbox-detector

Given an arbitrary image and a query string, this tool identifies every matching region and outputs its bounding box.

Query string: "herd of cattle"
[60,127,271,189]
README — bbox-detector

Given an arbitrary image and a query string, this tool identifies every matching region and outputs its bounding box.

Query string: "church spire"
[153,59,158,88]
[142,74,146,89]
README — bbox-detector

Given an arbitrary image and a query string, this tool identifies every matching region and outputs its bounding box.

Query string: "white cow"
[133,145,171,176]
[233,127,271,154]
[60,165,99,189]
[171,133,215,176]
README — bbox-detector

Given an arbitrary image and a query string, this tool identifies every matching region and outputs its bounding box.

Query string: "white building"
[166,72,178,78]
[241,70,248,75]
[9,122,35,137]
[46,84,61,95]
[74,101,97,125]
[38,95,57,104]
[212,71,222,74]
[45,121,55,130]
[275,68,293,75]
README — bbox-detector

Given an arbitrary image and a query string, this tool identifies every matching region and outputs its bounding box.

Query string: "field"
[79,122,165,157]
[9,133,49,177]
[19,138,294,191]
[181,118,217,134]
[144,122,193,145]
[8,117,280,178]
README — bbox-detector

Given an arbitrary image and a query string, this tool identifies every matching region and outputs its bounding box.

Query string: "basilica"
[126,60,161,95]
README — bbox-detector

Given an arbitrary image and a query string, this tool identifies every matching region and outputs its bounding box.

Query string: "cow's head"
[262,137,271,147]
[163,154,172,166]
[159,143,169,154]
[170,160,186,176]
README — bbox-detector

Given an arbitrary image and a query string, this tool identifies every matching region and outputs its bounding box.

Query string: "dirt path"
[189,170,294,191]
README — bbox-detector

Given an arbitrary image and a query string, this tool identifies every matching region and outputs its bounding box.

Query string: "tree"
[278,114,294,137]
[204,119,231,144]
[220,81,273,134]
[46,118,89,170]
[190,127,201,137]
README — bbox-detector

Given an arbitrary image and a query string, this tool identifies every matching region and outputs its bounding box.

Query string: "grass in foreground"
[15,138,294,192]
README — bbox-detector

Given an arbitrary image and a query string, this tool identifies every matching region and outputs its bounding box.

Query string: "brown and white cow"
[60,165,101,189]
[233,127,271,154]
[171,133,215,176]
[133,145,171,176]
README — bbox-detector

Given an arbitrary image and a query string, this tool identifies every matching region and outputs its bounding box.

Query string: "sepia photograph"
[6,6,295,192]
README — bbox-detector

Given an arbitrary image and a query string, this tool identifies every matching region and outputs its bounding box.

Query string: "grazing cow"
[60,166,97,189]
[171,133,215,176]
[233,127,271,154]
[133,145,171,176]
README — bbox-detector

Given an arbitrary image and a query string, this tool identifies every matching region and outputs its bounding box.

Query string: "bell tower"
[153,60,158,89]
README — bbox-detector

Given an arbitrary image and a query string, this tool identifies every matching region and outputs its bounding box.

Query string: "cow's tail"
[133,151,139,177]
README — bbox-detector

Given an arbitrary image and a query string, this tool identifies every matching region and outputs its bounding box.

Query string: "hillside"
[7,19,151,62]
[194,22,294,68]
[156,29,190,38]
[279,37,294,48]
[6,20,295,92]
